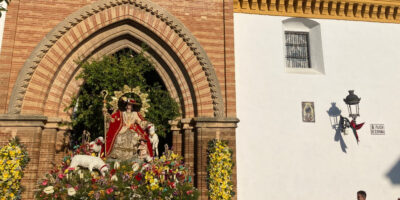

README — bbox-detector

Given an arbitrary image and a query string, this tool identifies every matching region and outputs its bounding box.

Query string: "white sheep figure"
[69,155,109,176]
[89,137,104,157]
[148,124,159,157]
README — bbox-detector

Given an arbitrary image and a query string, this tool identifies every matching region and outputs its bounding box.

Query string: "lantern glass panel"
[347,104,359,118]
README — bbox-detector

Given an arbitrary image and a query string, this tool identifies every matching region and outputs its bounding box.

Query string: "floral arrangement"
[35,143,198,200]
[0,137,30,200]
[207,139,234,200]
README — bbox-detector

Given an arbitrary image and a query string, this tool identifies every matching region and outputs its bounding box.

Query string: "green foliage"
[68,49,180,143]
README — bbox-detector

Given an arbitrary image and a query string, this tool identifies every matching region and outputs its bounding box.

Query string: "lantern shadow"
[327,102,347,153]
[386,157,400,185]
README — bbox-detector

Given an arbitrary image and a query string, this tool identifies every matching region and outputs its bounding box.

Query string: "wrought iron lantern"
[340,90,364,142]
[343,90,361,120]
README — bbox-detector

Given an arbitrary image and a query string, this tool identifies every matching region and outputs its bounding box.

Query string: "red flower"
[42,180,48,186]
[106,188,114,194]
[186,190,193,195]
[130,185,138,190]
[110,169,116,176]
[135,174,142,181]
[168,181,176,188]
[91,178,97,184]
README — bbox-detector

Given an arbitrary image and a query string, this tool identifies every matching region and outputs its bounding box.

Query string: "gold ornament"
[109,85,150,117]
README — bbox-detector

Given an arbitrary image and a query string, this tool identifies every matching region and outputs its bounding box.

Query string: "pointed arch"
[8,0,224,118]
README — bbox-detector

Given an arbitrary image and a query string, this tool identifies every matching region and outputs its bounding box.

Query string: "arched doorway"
[8,0,224,118]
[3,1,238,199]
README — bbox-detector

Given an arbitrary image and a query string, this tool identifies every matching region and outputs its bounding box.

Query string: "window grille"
[285,31,311,68]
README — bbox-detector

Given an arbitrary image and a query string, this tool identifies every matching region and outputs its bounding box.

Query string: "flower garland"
[35,144,199,200]
[207,139,234,200]
[0,137,30,200]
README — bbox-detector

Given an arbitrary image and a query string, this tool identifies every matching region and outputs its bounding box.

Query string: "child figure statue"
[138,139,151,162]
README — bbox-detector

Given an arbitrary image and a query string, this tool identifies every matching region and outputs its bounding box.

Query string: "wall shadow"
[386,157,400,185]
[327,102,347,153]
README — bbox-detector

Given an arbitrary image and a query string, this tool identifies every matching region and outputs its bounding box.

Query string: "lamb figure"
[89,137,104,157]
[69,155,109,176]
[148,124,159,157]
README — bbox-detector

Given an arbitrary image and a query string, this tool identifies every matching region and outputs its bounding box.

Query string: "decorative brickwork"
[0,0,238,199]
[7,0,225,118]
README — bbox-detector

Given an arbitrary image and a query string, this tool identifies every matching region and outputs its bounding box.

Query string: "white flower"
[43,186,54,194]
[132,163,140,172]
[67,187,76,196]
[114,161,120,170]
[111,175,118,182]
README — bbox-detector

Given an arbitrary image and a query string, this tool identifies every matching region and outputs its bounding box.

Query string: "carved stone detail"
[235,0,400,24]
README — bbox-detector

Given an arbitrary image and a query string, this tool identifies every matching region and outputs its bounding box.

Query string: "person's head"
[139,139,147,145]
[357,190,366,200]
[125,99,138,112]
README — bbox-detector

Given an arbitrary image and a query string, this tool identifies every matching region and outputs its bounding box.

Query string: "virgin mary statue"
[104,98,153,161]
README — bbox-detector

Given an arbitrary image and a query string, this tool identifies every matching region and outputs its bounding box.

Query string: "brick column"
[37,117,61,178]
[54,126,71,165]
[0,114,47,199]
[181,118,195,176]
[192,117,239,200]
[170,119,182,155]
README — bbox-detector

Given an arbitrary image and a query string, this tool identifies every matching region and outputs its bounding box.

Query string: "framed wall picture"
[302,102,315,122]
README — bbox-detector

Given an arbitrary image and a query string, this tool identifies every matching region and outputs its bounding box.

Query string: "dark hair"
[139,138,147,143]
[357,190,366,198]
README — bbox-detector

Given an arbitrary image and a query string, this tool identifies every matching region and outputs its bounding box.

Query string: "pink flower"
[106,188,113,194]
[42,180,48,186]
[186,190,193,195]
[58,174,65,179]
[68,167,75,171]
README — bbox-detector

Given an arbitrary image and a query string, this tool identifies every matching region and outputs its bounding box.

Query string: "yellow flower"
[150,183,159,190]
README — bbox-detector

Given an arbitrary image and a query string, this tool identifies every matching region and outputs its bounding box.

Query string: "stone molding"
[234,0,400,24]
[0,114,47,127]
[193,117,239,128]
[8,0,225,117]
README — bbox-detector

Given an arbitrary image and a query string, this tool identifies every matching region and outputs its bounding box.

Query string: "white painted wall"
[235,13,400,200]
[0,1,7,53]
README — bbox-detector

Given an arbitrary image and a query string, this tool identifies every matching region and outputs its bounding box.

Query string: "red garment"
[104,110,153,157]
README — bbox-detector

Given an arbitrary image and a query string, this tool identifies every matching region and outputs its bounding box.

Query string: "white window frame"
[282,18,325,74]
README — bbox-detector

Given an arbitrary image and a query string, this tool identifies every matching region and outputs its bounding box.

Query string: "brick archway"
[8,0,225,118]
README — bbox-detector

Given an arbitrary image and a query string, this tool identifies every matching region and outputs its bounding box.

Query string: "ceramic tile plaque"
[302,102,315,122]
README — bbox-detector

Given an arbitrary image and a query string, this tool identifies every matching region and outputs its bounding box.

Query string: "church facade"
[235,0,400,199]
[1,0,400,199]
[0,0,237,199]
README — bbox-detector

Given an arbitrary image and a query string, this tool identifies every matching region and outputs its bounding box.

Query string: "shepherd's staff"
[101,90,109,157]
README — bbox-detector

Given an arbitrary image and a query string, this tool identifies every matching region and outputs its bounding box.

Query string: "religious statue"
[103,97,153,161]
[138,138,151,162]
